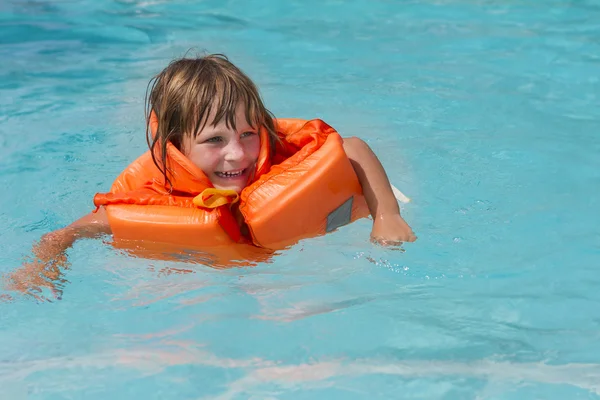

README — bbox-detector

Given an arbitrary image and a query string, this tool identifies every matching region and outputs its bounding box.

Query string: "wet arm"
[342,137,416,244]
[3,207,112,300]
[32,207,112,263]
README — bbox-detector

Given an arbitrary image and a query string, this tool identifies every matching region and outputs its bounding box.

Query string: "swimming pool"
[1,0,600,398]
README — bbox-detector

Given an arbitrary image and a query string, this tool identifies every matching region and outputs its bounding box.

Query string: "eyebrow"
[196,125,255,138]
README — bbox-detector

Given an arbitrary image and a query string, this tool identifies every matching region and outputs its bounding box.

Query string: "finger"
[370,237,403,247]
[0,293,14,303]
[51,287,63,301]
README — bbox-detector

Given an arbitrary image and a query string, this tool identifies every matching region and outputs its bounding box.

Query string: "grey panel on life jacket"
[326,196,354,232]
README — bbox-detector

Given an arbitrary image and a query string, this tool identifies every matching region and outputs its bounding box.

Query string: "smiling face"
[146,55,279,192]
[181,102,261,193]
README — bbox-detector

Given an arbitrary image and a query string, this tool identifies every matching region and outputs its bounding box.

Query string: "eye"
[204,136,223,143]
[241,131,257,139]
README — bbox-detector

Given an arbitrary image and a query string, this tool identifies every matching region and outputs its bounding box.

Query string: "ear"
[149,109,159,139]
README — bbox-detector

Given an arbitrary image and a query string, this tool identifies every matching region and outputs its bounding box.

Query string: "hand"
[3,256,68,302]
[2,210,110,302]
[370,214,417,246]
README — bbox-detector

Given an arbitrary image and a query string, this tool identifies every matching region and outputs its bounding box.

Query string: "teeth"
[217,170,244,178]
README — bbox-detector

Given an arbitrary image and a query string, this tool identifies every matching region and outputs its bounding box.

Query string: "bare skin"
[3,207,111,301]
[342,137,416,245]
[4,137,415,300]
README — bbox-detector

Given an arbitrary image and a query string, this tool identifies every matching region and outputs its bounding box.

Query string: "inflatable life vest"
[93,118,369,252]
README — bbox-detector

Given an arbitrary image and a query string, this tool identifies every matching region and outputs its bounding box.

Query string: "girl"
[7,54,415,297]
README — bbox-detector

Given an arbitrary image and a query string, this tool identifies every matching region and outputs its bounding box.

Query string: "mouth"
[214,168,248,179]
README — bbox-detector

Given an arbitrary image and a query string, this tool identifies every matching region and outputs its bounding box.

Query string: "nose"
[223,138,244,162]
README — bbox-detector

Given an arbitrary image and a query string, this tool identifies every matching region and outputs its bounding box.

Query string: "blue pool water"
[1,0,600,398]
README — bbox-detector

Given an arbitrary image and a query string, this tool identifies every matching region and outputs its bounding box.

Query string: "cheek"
[186,144,221,173]
[244,136,261,160]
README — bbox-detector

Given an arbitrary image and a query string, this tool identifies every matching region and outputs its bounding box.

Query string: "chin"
[213,183,244,193]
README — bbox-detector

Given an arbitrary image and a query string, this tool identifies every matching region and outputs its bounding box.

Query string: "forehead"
[207,102,254,126]
[195,102,253,134]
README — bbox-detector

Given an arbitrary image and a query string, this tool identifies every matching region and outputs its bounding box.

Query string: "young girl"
[7,54,415,297]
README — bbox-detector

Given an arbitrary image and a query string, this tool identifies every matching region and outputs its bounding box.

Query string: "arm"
[4,207,112,300]
[342,137,416,245]
[31,207,112,262]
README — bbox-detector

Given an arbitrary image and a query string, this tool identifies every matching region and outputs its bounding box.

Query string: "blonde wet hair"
[145,53,277,189]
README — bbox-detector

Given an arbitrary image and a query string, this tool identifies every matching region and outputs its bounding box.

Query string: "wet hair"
[144,53,277,190]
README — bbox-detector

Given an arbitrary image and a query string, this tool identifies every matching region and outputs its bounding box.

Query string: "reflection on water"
[1,0,600,398]
[2,341,600,398]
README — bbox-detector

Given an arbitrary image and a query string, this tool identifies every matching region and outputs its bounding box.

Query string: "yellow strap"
[193,188,239,209]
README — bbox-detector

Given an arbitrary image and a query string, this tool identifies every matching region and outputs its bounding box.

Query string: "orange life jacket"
[93,118,369,251]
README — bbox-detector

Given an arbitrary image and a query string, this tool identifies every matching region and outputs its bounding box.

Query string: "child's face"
[182,102,261,193]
